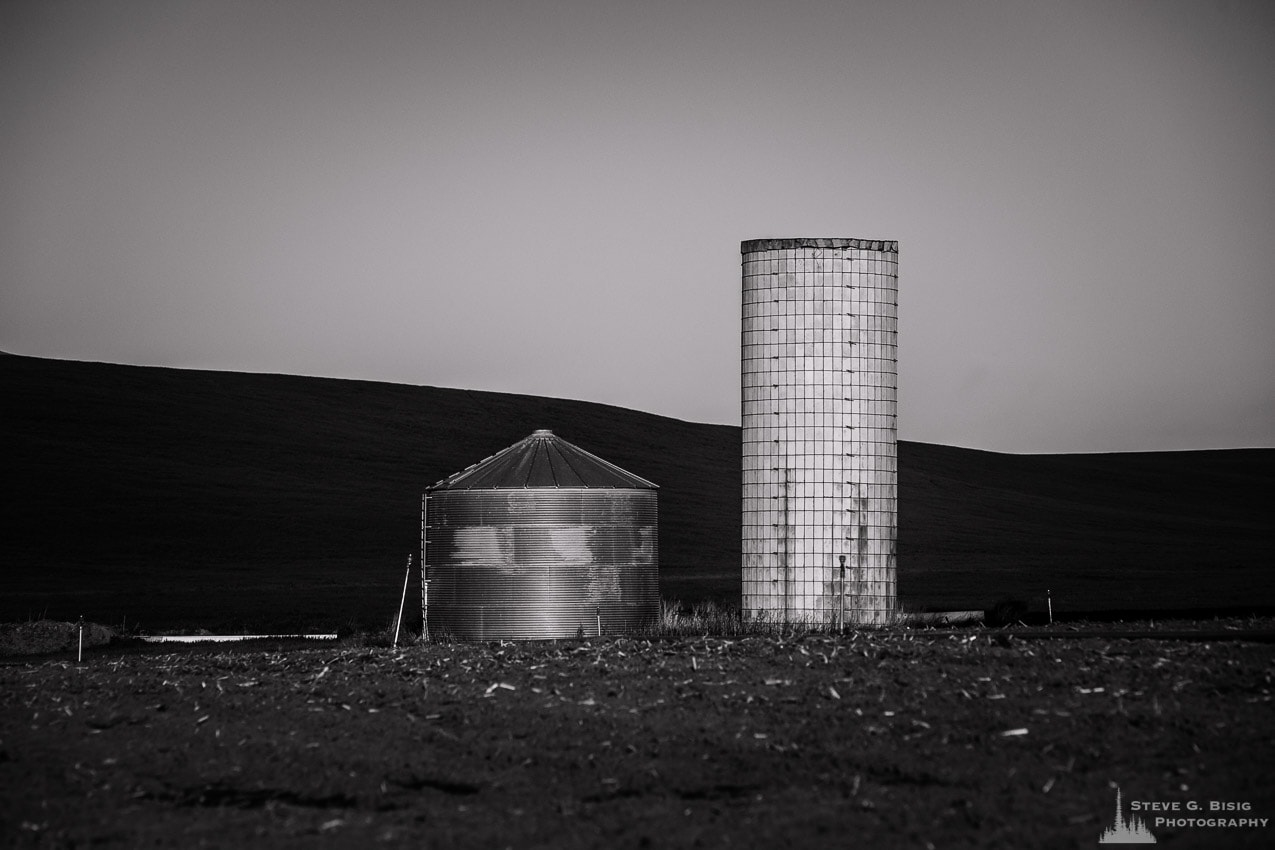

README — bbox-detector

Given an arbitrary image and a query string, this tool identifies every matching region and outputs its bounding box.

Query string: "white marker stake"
[1047,589,1053,625]
[393,555,412,649]
[77,618,83,663]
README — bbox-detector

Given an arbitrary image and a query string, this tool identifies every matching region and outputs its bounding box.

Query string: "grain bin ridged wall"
[423,430,658,641]
[741,238,898,626]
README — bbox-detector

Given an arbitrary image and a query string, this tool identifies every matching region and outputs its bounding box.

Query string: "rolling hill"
[3,352,1271,631]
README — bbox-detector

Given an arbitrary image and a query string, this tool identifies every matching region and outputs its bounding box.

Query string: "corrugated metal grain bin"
[423,430,658,640]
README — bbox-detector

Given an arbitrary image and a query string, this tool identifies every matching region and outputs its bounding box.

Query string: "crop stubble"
[1,628,1272,848]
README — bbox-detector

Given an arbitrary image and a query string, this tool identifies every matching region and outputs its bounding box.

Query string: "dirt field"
[2,625,1273,849]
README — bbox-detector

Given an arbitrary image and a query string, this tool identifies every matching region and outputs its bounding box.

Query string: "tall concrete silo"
[423,430,658,640]
[741,238,898,626]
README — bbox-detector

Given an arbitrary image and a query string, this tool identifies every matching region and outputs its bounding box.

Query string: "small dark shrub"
[986,597,1029,627]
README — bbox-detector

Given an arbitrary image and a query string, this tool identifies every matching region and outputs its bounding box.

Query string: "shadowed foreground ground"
[2,624,1272,848]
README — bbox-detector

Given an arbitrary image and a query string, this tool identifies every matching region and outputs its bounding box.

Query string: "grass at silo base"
[3,626,1272,849]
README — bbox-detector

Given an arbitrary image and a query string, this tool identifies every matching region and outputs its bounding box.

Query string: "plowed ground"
[2,628,1272,849]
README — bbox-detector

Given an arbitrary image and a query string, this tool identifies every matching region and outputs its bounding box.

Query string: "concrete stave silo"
[423,430,658,640]
[741,238,898,626]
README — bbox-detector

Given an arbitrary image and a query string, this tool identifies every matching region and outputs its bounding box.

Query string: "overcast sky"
[2,0,1272,453]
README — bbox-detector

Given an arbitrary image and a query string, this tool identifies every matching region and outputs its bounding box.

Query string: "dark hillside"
[897,442,1274,616]
[1,353,737,631]
[3,353,1271,630]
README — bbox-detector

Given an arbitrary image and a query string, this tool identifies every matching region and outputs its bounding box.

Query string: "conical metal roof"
[430,429,657,490]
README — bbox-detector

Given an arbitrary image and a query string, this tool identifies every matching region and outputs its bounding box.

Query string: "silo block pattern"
[741,238,898,626]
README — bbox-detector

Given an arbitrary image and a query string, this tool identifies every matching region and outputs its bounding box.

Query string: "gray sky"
[3,0,1272,453]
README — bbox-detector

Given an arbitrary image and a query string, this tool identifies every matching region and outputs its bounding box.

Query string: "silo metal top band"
[741,238,898,253]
